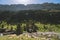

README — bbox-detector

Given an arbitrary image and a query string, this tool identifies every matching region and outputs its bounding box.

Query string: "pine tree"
[16,24,23,35]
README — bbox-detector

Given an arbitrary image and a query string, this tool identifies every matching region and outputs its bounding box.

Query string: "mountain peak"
[0,3,60,11]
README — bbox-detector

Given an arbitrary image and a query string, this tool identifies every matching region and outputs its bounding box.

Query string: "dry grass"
[0,33,59,40]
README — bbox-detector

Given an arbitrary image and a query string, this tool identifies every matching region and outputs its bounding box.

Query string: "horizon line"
[0,2,60,5]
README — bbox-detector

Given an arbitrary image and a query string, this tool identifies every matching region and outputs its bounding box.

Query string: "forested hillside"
[0,10,60,24]
[0,5,60,40]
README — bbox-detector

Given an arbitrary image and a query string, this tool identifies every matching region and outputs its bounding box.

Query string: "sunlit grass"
[0,34,59,40]
[0,21,60,32]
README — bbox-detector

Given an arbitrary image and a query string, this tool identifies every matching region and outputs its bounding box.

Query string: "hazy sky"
[0,0,60,5]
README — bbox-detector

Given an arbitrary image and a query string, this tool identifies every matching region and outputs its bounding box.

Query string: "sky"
[0,0,60,5]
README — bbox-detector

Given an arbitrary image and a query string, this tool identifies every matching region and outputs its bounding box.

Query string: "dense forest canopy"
[0,10,60,24]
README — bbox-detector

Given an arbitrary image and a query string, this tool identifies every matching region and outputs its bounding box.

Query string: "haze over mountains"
[0,3,60,11]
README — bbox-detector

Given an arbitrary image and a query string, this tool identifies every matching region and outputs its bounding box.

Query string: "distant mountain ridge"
[0,3,60,11]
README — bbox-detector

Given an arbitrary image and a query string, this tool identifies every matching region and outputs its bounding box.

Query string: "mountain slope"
[0,3,60,11]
